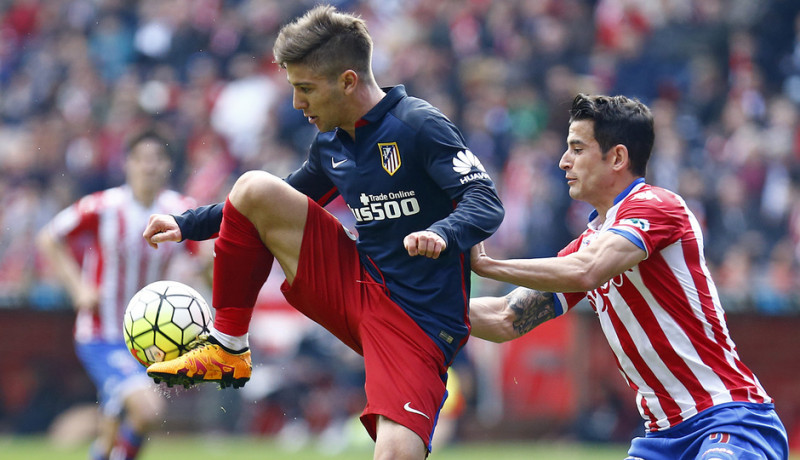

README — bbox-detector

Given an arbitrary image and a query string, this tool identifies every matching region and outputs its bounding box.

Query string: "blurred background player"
[469,94,789,459]
[36,129,204,460]
[142,5,504,459]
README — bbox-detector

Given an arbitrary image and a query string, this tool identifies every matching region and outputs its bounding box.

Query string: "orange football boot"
[147,335,251,389]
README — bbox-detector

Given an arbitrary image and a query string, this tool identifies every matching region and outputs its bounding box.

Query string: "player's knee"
[374,417,427,460]
[373,444,426,460]
[230,170,284,211]
[125,389,164,431]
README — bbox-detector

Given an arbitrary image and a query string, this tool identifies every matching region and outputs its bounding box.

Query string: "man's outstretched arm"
[470,287,558,343]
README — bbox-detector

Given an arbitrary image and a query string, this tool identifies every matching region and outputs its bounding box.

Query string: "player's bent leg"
[108,388,163,460]
[148,171,300,390]
[210,198,274,339]
[91,415,119,460]
[147,335,252,389]
[373,416,428,460]
[226,170,307,282]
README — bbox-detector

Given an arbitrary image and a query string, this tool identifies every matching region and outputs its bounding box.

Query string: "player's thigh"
[697,429,788,460]
[281,199,364,348]
[359,293,448,451]
[76,341,154,417]
[629,421,787,460]
[75,341,137,391]
[227,170,307,278]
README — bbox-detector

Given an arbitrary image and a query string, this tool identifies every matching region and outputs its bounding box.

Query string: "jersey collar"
[354,85,406,129]
[587,177,646,223]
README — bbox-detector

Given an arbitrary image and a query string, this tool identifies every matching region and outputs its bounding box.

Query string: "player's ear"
[341,69,358,94]
[610,144,629,172]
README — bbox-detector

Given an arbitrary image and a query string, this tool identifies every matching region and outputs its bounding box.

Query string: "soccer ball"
[123,280,212,367]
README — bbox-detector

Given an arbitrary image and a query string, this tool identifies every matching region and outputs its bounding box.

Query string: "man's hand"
[470,241,491,276]
[404,231,446,259]
[72,284,99,313]
[143,214,182,249]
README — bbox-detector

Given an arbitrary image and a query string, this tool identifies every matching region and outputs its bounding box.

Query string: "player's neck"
[132,188,158,208]
[594,176,642,219]
[342,84,386,139]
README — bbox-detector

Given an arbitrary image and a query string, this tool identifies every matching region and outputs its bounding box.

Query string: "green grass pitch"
[2,435,631,459]
[4,434,797,459]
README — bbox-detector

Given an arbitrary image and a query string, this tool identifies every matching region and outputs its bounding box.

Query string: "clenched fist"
[403,231,446,259]
[143,214,182,249]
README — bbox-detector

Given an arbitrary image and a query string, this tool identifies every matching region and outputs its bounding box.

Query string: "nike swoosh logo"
[332,157,348,168]
[403,402,429,419]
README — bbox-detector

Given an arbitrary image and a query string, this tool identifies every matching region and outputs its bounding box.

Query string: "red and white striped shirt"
[45,186,199,343]
[557,180,771,432]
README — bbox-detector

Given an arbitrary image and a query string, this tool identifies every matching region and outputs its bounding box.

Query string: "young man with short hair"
[143,6,504,459]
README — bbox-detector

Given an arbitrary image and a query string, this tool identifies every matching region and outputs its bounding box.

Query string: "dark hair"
[569,93,654,177]
[125,128,173,161]
[272,5,373,80]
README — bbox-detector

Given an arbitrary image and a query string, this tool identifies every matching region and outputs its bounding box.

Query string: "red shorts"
[281,197,448,448]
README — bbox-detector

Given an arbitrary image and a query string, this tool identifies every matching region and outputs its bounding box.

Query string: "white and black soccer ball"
[123,280,212,367]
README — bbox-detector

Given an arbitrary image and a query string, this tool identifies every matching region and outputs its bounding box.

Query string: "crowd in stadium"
[0,0,800,314]
[2,0,800,454]
[2,0,800,310]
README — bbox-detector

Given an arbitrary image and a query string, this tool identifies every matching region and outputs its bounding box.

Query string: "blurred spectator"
[754,238,800,315]
[36,127,209,460]
[713,244,756,314]
[210,52,278,166]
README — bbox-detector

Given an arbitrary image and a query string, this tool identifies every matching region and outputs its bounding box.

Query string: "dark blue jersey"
[174,86,504,363]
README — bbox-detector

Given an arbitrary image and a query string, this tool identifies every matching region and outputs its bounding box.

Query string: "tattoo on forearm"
[506,288,556,336]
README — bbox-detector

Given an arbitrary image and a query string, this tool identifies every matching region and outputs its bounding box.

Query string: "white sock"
[210,326,249,352]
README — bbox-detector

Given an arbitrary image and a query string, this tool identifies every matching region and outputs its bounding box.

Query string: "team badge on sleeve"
[379,142,401,175]
[620,218,650,232]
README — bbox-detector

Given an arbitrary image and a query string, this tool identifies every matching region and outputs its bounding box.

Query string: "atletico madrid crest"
[378,142,401,175]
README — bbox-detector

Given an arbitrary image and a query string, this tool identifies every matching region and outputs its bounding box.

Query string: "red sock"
[212,198,273,336]
[112,422,143,460]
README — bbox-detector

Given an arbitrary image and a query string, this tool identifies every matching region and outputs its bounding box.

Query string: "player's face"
[286,63,347,133]
[559,120,616,207]
[126,140,171,200]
